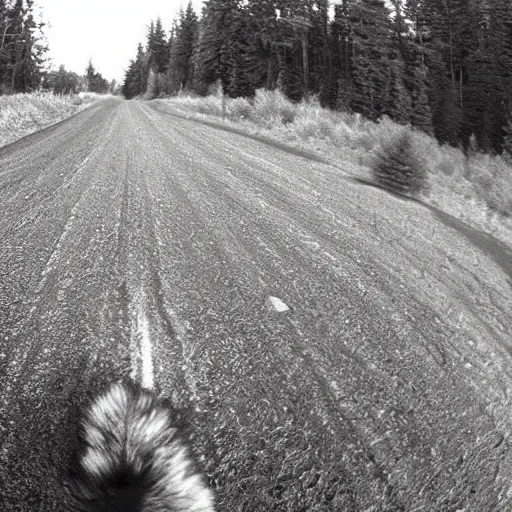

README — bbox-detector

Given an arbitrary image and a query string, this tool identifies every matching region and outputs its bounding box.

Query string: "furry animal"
[67,382,215,512]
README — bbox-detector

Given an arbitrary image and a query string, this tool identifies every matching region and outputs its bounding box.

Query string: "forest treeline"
[0,0,112,94]
[0,0,45,93]
[122,0,512,156]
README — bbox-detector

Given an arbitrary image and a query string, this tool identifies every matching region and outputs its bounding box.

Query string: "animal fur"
[67,382,215,512]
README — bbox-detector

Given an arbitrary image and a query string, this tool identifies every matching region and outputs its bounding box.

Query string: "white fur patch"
[79,383,215,511]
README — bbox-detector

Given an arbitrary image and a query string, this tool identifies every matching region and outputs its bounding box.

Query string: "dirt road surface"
[1,98,512,511]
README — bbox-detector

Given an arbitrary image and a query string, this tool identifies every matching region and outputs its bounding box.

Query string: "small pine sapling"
[372,132,428,197]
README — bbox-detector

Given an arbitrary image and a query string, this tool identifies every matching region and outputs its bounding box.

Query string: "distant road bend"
[1,98,512,510]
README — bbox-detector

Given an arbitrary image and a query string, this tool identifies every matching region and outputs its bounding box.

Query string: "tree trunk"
[302,31,308,99]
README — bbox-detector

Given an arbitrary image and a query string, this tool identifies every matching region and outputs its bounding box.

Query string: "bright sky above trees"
[39,0,203,82]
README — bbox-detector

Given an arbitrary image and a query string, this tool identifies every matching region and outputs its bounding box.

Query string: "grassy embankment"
[0,91,99,148]
[160,89,512,247]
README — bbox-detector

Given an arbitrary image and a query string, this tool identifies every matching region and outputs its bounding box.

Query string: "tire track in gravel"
[0,105,122,394]
[111,104,193,401]
[0,100,138,510]
[0,101,121,336]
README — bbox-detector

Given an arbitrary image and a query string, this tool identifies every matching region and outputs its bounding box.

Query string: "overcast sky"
[39,0,204,83]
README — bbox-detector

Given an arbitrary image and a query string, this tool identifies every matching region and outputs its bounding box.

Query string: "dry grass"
[164,89,512,246]
[466,154,512,217]
[0,91,98,148]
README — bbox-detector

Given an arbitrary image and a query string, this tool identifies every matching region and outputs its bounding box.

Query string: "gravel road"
[1,98,512,511]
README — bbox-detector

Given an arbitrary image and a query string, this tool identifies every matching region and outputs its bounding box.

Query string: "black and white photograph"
[1,0,512,510]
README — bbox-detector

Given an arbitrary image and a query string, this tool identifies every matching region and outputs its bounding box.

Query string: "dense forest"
[0,0,45,93]
[0,0,110,94]
[123,0,512,156]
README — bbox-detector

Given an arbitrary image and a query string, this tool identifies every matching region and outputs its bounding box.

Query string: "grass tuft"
[252,89,297,126]
[227,97,253,120]
[468,154,512,217]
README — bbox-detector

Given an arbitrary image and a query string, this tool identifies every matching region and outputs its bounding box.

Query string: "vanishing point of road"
[1,98,512,510]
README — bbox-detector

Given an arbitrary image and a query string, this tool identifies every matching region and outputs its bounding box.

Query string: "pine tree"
[0,0,46,93]
[309,0,332,105]
[190,15,209,95]
[479,0,512,153]
[148,17,168,73]
[415,0,478,148]
[122,60,138,98]
[186,16,200,91]
[169,2,198,93]
[373,131,428,196]
[1,0,23,91]
[122,43,147,98]
[245,0,283,91]
[275,50,301,101]
[348,0,396,120]
[410,64,433,134]
[223,6,256,98]
[382,59,412,124]
[85,59,108,93]
[182,2,199,89]
[194,0,248,96]
[433,83,463,146]
[396,1,434,134]
[194,0,228,94]
[146,20,154,52]
[276,2,315,102]
[331,1,353,111]
[43,64,79,94]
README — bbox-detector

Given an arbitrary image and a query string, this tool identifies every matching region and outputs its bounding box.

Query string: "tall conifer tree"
[169,2,198,93]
